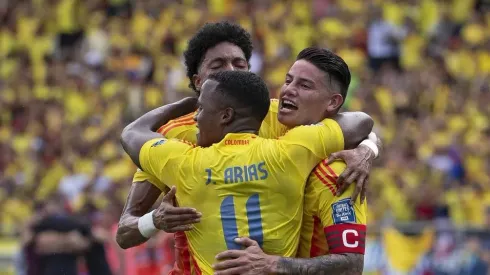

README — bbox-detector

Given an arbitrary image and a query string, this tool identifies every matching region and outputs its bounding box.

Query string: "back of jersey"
[139,119,345,274]
[173,133,309,274]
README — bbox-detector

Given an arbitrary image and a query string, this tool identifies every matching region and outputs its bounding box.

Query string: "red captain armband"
[324,224,366,254]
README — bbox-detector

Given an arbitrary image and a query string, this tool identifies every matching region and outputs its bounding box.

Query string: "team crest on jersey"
[331,198,356,224]
[151,139,166,147]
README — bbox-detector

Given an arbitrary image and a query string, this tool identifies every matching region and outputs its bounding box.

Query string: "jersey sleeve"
[132,169,167,191]
[139,138,194,189]
[310,160,367,255]
[131,112,198,191]
[278,118,345,173]
[156,112,198,143]
[258,99,289,139]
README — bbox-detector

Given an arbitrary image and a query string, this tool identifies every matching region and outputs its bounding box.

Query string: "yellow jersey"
[138,119,344,274]
[297,160,367,257]
[132,99,288,188]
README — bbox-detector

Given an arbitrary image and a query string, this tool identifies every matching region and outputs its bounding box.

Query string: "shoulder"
[145,138,196,152]
[269,99,280,114]
[156,112,197,135]
[308,160,346,195]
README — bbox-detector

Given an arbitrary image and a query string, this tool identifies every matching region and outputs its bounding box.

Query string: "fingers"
[326,153,339,165]
[335,168,351,196]
[162,186,177,203]
[214,266,248,275]
[350,174,366,205]
[215,250,243,261]
[234,237,259,247]
[162,206,202,216]
[154,202,202,232]
[360,176,369,204]
[338,171,359,199]
[164,213,201,223]
[157,212,201,232]
[165,225,194,232]
[213,258,241,270]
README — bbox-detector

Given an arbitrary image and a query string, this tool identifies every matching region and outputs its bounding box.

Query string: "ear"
[221,107,235,125]
[325,94,344,113]
[192,74,202,91]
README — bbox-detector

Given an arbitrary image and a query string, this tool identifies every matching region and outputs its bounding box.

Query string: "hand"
[213,237,277,275]
[326,145,375,204]
[152,186,202,233]
[179,97,198,112]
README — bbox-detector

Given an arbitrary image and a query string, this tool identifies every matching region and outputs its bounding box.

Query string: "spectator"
[367,7,407,72]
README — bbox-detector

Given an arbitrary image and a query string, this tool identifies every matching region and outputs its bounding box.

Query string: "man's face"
[194,79,226,147]
[193,42,249,91]
[278,60,343,127]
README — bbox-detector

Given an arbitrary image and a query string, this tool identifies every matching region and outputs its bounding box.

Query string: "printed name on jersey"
[324,223,366,254]
[331,198,356,224]
[151,139,167,147]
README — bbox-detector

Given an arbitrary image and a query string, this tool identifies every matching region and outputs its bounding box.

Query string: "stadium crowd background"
[0,0,489,274]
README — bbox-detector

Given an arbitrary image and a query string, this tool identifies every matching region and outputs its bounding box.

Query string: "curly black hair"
[184,21,253,92]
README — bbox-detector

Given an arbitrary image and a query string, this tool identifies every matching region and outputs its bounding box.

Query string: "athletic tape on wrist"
[368,132,377,143]
[138,210,158,238]
[360,139,379,158]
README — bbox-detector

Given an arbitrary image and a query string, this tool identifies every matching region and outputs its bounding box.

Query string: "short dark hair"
[208,71,270,122]
[296,47,351,99]
[184,21,253,92]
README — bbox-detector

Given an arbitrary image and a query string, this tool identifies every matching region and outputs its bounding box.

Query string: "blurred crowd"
[0,0,489,274]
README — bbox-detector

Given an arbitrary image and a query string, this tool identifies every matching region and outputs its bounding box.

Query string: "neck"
[222,117,260,136]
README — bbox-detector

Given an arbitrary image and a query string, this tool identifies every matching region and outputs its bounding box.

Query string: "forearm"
[116,181,161,249]
[335,112,374,149]
[36,232,89,254]
[272,253,363,275]
[115,213,149,249]
[136,97,197,132]
[121,97,197,167]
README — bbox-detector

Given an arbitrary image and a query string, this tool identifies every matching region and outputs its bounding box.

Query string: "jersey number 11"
[220,194,264,249]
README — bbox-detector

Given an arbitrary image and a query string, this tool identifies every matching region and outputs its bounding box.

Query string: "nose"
[282,83,298,98]
[224,62,235,71]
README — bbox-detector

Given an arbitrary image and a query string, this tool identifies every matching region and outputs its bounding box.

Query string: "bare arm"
[120,97,197,168]
[35,231,90,255]
[214,238,363,275]
[272,253,363,275]
[116,181,162,249]
[335,112,374,149]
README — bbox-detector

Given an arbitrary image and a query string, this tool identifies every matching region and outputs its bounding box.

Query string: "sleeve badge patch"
[331,198,356,224]
[151,139,167,147]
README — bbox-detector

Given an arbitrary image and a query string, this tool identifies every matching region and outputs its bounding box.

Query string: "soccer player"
[212,48,375,275]
[120,71,369,274]
[116,22,378,273]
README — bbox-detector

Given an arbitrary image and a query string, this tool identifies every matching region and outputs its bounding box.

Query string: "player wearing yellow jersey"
[212,48,379,275]
[297,159,368,258]
[120,71,370,274]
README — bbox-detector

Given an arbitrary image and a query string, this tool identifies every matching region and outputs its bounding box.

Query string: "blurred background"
[0,0,489,274]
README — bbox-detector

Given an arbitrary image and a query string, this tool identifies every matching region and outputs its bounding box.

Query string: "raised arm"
[120,97,197,168]
[334,112,374,149]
